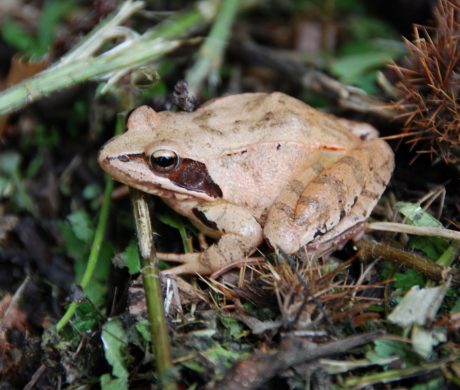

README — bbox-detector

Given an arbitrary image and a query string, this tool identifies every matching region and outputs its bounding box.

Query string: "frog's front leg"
[159,201,263,275]
[264,139,394,255]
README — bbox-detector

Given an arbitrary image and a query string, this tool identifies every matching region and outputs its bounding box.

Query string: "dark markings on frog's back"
[336,156,366,187]
[192,110,223,135]
[246,93,268,111]
[192,208,218,230]
[168,158,223,198]
[261,111,274,122]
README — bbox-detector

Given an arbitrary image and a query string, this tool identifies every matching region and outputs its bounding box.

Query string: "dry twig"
[232,39,397,119]
[356,239,460,285]
[210,331,383,390]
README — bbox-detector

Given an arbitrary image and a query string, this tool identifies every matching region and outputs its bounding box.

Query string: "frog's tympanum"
[99,93,394,275]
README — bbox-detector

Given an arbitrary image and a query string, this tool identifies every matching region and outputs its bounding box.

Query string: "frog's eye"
[148,149,180,172]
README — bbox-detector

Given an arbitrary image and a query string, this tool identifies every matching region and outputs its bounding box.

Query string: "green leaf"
[436,244,459,268]
[123,241,141,275]
[182,359,206,374]
[101,319,130,381]
[0,151,21,175]
[219,315,247,340]
[1,20,37,55]
[205,344,247,376]
[25,154,44,178]
[0,177,11,197]
[409,236,448,260]
[0,151,33,212]
[395,202,443,228]
[37,1,75,54]
[68,210,94,243]
[395,202,449,260]
[451,297,460,313]
[158,212,197,252]
[331,51,393,83]
[100,373,128,390]
[346,17,400,42]
[1,1,75,57]
[83,184,102,200]
[135,318,151,342]
[372,339,416,362]
[394,269,425,291]
[73,301,102,333]
[57,220,86,260]
[331,33,404,94]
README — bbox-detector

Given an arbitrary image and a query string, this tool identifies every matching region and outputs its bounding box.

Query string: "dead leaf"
[0,55,48,136]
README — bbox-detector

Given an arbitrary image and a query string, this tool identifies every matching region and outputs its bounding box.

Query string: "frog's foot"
[158,252,212,275]
[306,222,366,256]
[159,202,263,276]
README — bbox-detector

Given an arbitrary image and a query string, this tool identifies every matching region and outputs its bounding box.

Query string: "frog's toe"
[156,252,194,263]
[158,252,212,275]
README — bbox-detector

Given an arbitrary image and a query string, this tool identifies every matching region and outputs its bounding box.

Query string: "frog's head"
[98,106,222,200]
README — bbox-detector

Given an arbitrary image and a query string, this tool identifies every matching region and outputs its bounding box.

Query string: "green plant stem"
[0,40,175,116]
[56,167,114,332]
[186,0,240,94]
[60,1,145,64]
[343,360,450,388]
[0,1,216,115]
[130,189,174,389]
[56,115,125,332]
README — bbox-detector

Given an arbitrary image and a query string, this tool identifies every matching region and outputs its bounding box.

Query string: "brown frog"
[98,92,394,274]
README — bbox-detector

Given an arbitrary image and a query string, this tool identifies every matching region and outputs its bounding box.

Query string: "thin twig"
[367,221,460,241]
[355,239,460,285]
[232,39,397,119]
[211,332,383,390]
[23,364,47,390]
[0,276,30,330]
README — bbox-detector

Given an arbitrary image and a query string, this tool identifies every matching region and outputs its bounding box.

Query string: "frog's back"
[194,92,360,150]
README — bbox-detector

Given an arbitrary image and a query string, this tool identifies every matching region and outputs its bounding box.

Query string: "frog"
[98,92,394,275]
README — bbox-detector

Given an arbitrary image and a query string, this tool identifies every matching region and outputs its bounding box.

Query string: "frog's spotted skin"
[99,92,394,275]
[264,138,394,254]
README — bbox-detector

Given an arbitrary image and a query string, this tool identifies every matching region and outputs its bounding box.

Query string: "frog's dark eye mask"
[114,149,223,199]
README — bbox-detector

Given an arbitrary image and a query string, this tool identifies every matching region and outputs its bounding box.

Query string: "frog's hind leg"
[264,138,394,255]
